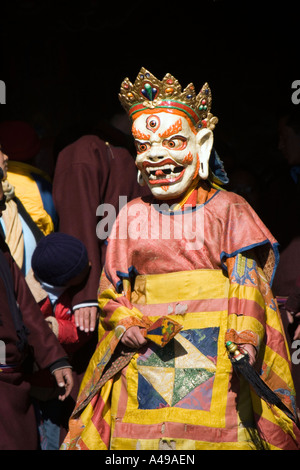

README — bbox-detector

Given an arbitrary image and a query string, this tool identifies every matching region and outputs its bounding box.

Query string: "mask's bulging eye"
[135,141,150,153]
[162,136,187,150]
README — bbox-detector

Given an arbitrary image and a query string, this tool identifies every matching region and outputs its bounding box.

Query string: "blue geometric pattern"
[137,327,219,410]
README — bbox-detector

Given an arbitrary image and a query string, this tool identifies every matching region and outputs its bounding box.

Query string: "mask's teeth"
[146,165,184,180]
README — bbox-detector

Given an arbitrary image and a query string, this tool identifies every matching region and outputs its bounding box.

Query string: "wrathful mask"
[119,67,218,200]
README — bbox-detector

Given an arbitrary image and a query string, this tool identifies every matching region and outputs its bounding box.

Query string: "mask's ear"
[196,128,214,179]
[137,169,145,186]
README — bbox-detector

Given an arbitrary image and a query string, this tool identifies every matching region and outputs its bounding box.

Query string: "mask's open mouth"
[144,162,185,185]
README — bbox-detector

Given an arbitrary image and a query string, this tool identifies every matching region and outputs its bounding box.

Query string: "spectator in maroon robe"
[0,152,73,450]
[52,128,150,334]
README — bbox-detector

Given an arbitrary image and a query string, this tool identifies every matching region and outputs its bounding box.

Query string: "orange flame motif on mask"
[158,118,182,139]
[132,126,150,141]
[182,152,193,165]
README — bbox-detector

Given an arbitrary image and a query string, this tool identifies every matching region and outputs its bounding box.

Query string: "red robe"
[0,238,68,450]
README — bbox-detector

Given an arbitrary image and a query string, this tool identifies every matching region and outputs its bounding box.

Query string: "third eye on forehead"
[135,114,185,136]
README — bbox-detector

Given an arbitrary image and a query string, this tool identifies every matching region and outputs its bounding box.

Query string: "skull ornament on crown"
[119,67,219,200]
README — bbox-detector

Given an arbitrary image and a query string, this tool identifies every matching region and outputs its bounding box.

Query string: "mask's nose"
[148,143,168,162]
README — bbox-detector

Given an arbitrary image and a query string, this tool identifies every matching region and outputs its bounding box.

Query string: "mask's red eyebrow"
[158,118,182,139]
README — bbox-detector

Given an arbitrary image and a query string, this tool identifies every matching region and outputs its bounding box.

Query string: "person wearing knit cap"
[26,232,95,450]
[31,232,89,288]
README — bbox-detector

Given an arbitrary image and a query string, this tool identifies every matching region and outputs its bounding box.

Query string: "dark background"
[1,0,300,419]
[0,0,298,187]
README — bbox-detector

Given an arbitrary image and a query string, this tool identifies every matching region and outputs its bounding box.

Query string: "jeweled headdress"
[119,67,218,130]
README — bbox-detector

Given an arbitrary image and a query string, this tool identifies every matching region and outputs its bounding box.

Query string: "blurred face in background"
[278,117,300,166]
[0,144,9,180]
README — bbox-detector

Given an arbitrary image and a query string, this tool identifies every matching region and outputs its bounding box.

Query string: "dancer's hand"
[121,326,147,349]
[239,343,257,366]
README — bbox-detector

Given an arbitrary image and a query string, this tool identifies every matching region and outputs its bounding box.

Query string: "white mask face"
[134,112,204,200]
